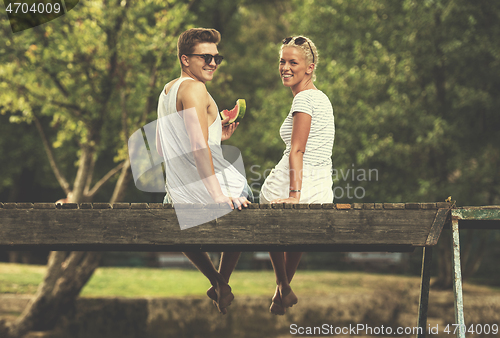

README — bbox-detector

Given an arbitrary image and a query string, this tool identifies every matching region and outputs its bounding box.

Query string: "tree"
[0,0,194,336]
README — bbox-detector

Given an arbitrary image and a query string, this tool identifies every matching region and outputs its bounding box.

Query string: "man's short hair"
[177,28,221,63]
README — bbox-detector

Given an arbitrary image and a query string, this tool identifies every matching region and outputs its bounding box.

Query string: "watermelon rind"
[220,99,246,125]
[234,99,246,123]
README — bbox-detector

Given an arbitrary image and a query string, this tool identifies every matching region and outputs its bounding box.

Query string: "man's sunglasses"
[282,37,315,64]
[185,54,224,65]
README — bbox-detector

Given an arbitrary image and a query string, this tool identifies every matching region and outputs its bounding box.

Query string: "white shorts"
[259,156,333,204]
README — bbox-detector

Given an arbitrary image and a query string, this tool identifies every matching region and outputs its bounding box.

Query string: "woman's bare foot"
[269,285,286,315]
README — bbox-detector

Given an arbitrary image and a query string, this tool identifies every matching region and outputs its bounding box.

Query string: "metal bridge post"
[451,216,466,338]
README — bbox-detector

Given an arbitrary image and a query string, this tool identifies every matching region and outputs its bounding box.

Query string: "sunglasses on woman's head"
[282,37,315,64]
[185,54,224,65]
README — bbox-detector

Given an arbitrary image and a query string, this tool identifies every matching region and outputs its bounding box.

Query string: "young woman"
[259,36,335,315]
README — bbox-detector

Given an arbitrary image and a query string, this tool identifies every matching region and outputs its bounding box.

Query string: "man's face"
[186,42,220,83]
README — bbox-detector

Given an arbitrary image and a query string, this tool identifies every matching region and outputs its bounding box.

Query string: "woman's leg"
[269,252,298,314]
[269,252,289,289]
[284,252,303,283]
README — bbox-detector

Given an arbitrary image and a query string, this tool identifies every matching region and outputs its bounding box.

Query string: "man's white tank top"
[157,77,246,203]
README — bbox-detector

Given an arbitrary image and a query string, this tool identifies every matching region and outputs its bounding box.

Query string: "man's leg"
[207,252,241,300]
[183,252,234,313]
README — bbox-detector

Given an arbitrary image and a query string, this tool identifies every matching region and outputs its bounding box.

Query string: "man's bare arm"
[179,81,229,204]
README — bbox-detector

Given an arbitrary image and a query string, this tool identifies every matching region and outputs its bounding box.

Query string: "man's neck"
[180,69,205,83]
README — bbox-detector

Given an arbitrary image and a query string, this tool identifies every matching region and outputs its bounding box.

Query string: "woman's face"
[279,46,311,88]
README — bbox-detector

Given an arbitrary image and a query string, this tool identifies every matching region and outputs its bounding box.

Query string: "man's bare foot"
[207,286,217,301]
[269,285,286,315]
[214,281,234,314]
[207,286,227,315]
[280,285,298,308]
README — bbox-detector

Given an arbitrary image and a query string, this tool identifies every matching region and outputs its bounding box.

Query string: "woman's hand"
[270,197,300,204]
[221,116,239,141]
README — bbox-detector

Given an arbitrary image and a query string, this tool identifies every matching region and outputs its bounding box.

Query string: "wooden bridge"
[1,201,499,338]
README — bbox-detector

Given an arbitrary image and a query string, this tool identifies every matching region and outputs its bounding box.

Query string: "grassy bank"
[1,262,499,298]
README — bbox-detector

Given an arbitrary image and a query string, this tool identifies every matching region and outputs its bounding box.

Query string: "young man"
[156,28,251,314]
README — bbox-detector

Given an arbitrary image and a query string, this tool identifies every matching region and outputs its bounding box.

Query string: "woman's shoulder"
[295,88,328,99]
[293,89,315,103]
[294,89,331,107]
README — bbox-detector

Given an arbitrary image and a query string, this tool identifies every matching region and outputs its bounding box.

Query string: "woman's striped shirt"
[279,89,335,167]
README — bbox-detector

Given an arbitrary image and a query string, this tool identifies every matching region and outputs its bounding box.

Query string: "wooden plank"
[130,203,149,209]
[16,203,34,209]
[425,208,449,245]
[293,204,309,209]
[336,204,351,209]
[405,203,421,210]
[384,203,405,209]
[93,203,111,209]
[0,207,441,251]
[58,203,78,209]
[421,203,437,210]
[148,203,164,209]
[33,203,56,209]
[112,203,130,209]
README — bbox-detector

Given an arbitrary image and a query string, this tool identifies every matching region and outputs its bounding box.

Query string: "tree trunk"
[4,151,128,338]
[110,159,131,204]
[6,252,101,337]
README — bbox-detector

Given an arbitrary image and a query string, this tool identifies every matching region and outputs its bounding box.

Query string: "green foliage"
[266,0,500,204]
[0,0,192,201]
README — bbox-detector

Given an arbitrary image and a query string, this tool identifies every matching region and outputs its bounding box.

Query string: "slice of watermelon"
[220,99,246,125]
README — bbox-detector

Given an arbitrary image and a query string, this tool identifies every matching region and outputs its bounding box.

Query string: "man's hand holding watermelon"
[220,98,246,141]
[221,117,238,141]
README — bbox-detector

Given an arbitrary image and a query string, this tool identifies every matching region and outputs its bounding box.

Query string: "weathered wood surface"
[0,202,450,252]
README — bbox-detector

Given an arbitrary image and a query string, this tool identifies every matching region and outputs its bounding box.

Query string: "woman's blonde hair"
[280,36,319,81]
